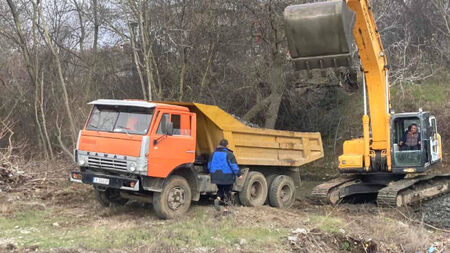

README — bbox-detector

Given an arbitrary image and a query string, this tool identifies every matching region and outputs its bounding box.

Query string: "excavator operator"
[399,124,421,150]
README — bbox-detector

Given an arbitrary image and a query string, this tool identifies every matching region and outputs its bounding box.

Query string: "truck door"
[148,111,196,178]
[429,116,440,164]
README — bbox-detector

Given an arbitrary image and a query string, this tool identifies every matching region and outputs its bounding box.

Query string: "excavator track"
[377,174,450,207]
[310,175,359,205]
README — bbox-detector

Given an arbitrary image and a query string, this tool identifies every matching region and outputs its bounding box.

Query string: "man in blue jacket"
[208,139,241,211]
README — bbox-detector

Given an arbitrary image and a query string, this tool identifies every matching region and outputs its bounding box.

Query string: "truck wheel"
[239,171,268,207]
[269,175,296,208]
[153,175,192,219]
[94,188,128,207]
[264,174,279,204]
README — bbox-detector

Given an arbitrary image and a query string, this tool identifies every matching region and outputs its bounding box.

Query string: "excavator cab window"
[392,117,423,167]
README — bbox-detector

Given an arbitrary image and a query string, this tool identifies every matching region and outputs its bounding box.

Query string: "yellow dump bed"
[165,102,324,167]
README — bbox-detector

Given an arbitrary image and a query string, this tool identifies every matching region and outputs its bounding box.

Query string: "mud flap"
[233,167,249,192]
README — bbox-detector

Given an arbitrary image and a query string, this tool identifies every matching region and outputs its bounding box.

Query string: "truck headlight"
[77,156,87,166]
[129,162,137,172]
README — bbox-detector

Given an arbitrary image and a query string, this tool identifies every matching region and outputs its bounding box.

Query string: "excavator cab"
[391,112,442,173]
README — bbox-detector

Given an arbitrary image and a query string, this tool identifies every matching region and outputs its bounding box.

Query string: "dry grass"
[0,159,449,252]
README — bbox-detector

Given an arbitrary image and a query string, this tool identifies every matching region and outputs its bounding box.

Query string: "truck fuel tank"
[284,1,356,70]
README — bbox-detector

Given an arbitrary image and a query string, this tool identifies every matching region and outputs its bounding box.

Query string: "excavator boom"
[284,0,391,171]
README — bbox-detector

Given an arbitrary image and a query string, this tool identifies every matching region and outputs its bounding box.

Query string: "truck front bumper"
[70,171,140,191]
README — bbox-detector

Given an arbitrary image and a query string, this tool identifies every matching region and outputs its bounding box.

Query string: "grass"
[0,208,151,249]
[308,214,344,234]
[0,205,287,251]
[160,209,285,248]
[0,186,445,252]
[391,81,450,106]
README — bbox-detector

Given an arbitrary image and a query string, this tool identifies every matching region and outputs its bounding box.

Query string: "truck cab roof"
[88,99,189,112]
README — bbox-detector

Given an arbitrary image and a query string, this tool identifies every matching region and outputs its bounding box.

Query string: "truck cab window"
[157,113,170,135]
[86,105,153,135]
[172,114,181,135]
[115,109,153,134]
[156,113,191,136]
[87,106,117,131]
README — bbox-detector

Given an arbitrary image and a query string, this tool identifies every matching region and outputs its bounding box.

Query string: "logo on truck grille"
[88,156,128,170]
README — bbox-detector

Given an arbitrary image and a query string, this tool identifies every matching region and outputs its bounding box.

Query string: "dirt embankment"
[0,159,449,253]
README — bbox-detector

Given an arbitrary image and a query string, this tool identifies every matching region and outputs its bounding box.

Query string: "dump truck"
[70,99,323,219]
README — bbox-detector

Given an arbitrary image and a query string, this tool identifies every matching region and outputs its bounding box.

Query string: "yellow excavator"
[284,0,450,206]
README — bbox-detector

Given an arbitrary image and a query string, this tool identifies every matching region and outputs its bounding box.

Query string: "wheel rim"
[250,180,263,201]
[167,186,186,211]
[280,184,293,203]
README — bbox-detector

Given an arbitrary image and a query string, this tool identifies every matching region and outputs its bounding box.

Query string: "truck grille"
[88,156,127,170]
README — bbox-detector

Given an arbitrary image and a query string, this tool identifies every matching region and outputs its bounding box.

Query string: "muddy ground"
[0,160,449,252]
[422,194,450,228]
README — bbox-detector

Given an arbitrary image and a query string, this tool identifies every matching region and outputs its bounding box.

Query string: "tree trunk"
[92,0,99,52]
[129,21,147,100]
[39,5,77,145]
[264,54,285,129]
[6,0,34,83]
[199,42,215,99]
[40,72,54,159]
[8,0,52,159]
[242,94,274,122]
[34,79,49,159]
[150,48,161,99]
[73,0,86,52]
[138,1,155,101]
[178,47,187,101]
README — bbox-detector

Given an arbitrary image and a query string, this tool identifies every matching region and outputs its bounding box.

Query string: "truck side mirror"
[165,121,174,136]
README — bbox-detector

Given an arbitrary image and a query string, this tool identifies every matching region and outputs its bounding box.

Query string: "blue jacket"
[208,146,240,185]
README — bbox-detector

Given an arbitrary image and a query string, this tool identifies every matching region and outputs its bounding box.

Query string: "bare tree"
[38,2,78,145]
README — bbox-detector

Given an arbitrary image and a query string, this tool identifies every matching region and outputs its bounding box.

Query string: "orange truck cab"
[70,99,324,219]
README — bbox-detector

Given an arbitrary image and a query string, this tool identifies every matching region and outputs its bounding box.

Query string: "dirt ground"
[1,160,449,253]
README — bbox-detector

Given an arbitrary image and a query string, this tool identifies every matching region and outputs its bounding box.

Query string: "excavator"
[284,0,450,206]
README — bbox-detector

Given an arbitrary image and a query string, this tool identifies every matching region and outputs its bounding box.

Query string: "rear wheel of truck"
[264,174,279,204]
[268,175,296,208]
[239,171,268,207]
[94,188,128,207]
[153,175,192,219]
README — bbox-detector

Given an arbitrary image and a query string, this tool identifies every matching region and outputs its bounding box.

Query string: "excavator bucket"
[284,1,356,70]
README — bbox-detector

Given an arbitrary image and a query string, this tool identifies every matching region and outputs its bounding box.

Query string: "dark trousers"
[216,184,233,203]
[401,145,420,151]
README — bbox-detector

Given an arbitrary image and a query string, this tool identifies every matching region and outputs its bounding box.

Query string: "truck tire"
[268,175,296,208]
[239,171,268,207]
[94,188,128,207]
[264,174,279,204]
[153,175,192,219]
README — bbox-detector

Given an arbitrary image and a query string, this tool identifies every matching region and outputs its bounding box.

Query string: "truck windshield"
[86,105,154,135]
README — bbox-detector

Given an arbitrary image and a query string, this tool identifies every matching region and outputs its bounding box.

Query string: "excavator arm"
[284,0,391,172]
[346,0,391,170]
